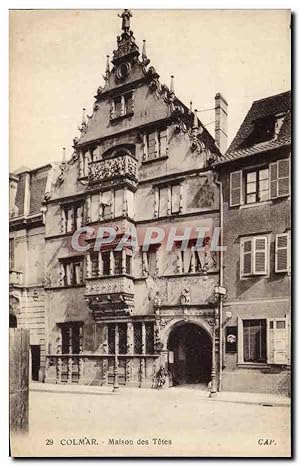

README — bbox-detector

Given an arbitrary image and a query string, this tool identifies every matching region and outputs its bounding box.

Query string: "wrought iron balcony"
[88,154,137,185]
[9,270,23,287]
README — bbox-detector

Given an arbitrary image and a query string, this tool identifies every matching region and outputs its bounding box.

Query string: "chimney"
[9,174,19,216]
[215,93,228,154]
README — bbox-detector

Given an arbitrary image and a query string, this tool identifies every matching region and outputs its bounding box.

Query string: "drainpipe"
[214,176,224,392]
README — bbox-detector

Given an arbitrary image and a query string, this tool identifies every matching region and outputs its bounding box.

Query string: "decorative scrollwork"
[88,154,137,184]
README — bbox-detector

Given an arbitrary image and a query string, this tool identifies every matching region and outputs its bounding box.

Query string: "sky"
[9,9,291,171]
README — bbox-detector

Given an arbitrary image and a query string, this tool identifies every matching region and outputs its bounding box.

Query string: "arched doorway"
[167,322,212,386]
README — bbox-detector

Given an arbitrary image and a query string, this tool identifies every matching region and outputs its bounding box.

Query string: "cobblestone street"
[11,385,291,457]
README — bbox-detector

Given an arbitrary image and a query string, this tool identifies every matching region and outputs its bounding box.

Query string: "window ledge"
[240,274,268,280]
[86,273,133,280]
[142,156,169,165]
[240,200,272,210]
[110,112,134,123]
[45,284,85,290]
[237,363,269,369]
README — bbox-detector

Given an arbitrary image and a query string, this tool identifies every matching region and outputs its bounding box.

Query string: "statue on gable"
[119,9,132,34]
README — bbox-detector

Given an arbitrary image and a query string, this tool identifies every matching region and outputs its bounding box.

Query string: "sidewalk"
[30,382,290,408]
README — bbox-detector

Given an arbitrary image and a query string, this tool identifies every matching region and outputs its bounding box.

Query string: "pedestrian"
[156,365,167,389]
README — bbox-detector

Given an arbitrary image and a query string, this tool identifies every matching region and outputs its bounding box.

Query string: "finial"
[78,108,88,134]
[142,40,147,61]
[82,108,86,126]
[62,147,66,166]
[105,55,110,78]
[170,75,175,94]
[193,109,199,130]
[190,101,193,113]
[118,9,132,34]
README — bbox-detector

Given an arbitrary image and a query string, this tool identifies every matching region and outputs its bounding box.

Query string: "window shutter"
[61,208,66,233]
[270,162,278,199]
[230,171,242,206]
[277,159,290,197]
[275,233,289,273]
[9,239,14,270]
[66,263,72,286]
[90,194,99,223]
[76,205,84,229]
[60,263,66,286]
[268,319,288,364]
[171,184,180,213]
[74,262,83,285]
[148,132,158,159]
[125,93,133,115]
[158,187,168,217]
[159,129,169,157]
[101,191,112,219]
[254,236,268,275]
[241,239,252,276]
[183,248,193,273]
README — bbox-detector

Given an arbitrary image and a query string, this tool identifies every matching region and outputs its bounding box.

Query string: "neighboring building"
[43,10,224,388]
[215,91,291,395]
[9,164,53,381]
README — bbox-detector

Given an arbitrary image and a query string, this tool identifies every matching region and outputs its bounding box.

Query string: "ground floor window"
[60,322,82,354]
[134,322,155,354]
[107,322,155,355]
[243,319,267,363]
[108,323,127,355]
[240,317,289,365]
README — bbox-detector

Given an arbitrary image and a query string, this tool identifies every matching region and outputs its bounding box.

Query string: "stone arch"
[160,317,213,351]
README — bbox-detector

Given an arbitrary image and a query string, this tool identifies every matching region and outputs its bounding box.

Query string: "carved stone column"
[78,325,83,383]
[123,188,128,216]
[86,254,92,279]
[67,326,73,384]
[127,322,134,385]
[102,324,108,385]
[167,185,171,216]
[121,248,126,274]
[110,189,115,219]
[98,251,103,276]
[179,183,183,213]
[176,247,183,273]
[190,246,196,273]
[140,322,146,387]
[113,324,119,392]
[86,195,91,223]
[154,188,159,218]
[109,250,114,275]
[57,327,62,383]
[142,133,148,161]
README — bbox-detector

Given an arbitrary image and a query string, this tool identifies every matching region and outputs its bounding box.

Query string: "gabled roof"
[216,90,291,164]
[11,164,51,218]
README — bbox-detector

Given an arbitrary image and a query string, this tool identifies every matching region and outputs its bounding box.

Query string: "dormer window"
[110,91,134,120]
[274,113,285,139]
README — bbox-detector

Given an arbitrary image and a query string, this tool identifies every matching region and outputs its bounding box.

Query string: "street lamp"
[209,284,227,398]
[214,284,227,393]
